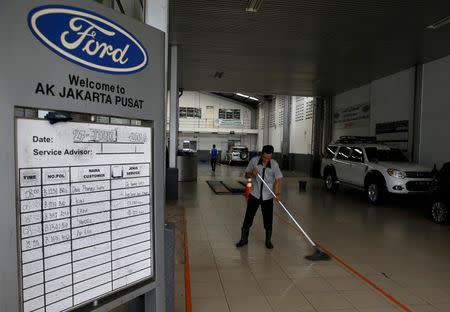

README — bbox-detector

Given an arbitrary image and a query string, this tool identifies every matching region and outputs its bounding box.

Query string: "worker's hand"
[274,194,281,202]
[252,168,258,177]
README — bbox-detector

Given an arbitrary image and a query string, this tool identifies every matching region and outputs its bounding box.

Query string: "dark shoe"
[265,230,274,249]
[236,228,249,247]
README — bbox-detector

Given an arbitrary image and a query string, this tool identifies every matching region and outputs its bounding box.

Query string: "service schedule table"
[16,119,154,312]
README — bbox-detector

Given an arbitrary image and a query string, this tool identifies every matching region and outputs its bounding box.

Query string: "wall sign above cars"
[28,5,148,74]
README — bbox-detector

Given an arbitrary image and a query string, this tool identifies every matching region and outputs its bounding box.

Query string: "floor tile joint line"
[183,206,193,312]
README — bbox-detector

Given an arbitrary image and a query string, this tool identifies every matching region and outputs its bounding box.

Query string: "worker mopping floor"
[256,173,331,261]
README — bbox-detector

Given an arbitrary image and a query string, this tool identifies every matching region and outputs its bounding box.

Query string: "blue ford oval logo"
[28,5,148,74]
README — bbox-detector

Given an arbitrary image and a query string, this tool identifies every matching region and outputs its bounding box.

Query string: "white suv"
[321,137,434,204]
[227,146,249,164]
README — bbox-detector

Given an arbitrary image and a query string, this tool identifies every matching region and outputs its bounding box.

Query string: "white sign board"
[333,102,370,129]
[16,119,153,312]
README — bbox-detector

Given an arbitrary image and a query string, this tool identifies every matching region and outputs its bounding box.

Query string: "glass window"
[179,107,186,118]
[325,146,338,159]
[350,147,364,163]
[365,147,408,162]
[179,107,201,119]
[218,108,240,120]
[336,146,351,160]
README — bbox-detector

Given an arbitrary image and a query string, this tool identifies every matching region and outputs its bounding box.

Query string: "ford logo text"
[28,5,148,74]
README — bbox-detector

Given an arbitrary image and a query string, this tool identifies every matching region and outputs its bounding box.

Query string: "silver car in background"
[226,146,249,165]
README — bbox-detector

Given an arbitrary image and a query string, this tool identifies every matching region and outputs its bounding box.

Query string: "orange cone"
[245,177,252,200]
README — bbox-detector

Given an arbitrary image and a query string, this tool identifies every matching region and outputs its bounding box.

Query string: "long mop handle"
[256,173,317,248]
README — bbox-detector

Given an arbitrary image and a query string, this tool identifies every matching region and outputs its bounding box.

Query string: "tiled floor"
[170,164,450,312]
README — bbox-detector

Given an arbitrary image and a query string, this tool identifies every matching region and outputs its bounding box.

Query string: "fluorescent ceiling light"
[246,0,263,12]
[235,93,259,101]
[426,16,450,30]
[235,93,249,98]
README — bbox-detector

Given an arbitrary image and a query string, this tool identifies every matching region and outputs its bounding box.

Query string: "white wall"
[332,68,415,148]
[256,96,314,155]
[290,96,313,154]
[257,104,264,151]
[268,96,285,153]
[144,0,168,32]
[331,55,450,168]
[178,91,254,131]
[332,84,371,140]
[420,55,450,167]
[178,133,257,152]
[370,68,415,134]
[179,91,199,109]
[171,91,258,152]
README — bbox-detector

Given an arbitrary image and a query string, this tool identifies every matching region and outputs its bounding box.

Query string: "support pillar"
[263,95,271,146]
[322,96,333,153]
[281,96,291,170]
[166,45,179,200]
[311,98,325,177]
[145,0,169,33]
[411,64,423,163]
[127,1,169,312]
[169,45,179,169]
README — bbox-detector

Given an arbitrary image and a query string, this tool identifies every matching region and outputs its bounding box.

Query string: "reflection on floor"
[170,163,450,312]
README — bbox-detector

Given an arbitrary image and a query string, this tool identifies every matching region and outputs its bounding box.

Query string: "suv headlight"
[387,169,406,179]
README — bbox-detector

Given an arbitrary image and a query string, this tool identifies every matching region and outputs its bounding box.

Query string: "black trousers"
[242,195,273,231]
[211,159,217,171]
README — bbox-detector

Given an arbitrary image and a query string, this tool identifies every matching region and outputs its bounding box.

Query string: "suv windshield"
[365,147,408,162]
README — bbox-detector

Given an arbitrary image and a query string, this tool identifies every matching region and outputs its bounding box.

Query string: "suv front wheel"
[430,201,449,224]
[366,181,385,204]
[324,170,338,192]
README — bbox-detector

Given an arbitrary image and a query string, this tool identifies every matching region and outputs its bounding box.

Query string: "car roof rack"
[335,136,377,144]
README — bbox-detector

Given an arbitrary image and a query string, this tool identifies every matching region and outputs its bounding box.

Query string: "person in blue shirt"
[210,144,218,171]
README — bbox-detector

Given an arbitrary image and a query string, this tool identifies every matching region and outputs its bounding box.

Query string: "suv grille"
[405,172,433,179]
[406,181,432,191]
